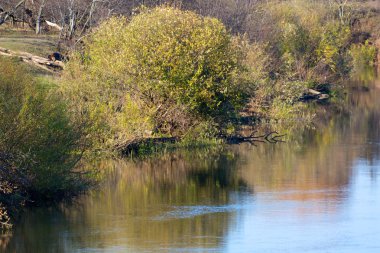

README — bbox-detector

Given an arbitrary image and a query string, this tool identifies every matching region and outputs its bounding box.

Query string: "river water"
[1,77,380,252]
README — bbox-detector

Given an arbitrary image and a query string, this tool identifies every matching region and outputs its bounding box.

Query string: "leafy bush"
[317,23,351,73]
[62,7,248,148]
[243,0,355,120]
[349,41,377,70]
[0,57,90,203]
[269,2,351,80]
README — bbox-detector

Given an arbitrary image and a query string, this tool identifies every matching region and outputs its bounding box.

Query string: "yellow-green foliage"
[0,57,90,201]
[349,41,377,70]
[267,0,351,78]
[317,23,351,72]
[234,37,270,94]
[62,7,248,147]
[247,0,356,120]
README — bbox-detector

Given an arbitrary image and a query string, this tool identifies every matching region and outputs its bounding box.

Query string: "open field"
[0,37,56,57]
[0,26,59,57]
[0,26,61,75]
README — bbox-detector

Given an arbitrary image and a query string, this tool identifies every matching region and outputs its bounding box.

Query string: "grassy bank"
[0,1,379,228]
[0,25,58,57]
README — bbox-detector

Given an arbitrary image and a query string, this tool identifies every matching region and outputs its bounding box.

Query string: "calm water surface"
[2,78,380,252]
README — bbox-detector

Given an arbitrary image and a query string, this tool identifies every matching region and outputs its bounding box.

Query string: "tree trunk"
[35,0,47,34]
[79,0,97,36]
[67,0,76,40]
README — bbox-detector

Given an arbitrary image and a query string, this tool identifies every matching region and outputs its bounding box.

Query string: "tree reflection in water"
[1,77,380,253]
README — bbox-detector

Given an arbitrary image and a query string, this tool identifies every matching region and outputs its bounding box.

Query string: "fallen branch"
[0,47,64,72]
[117,131,286,155]
[224,131,286,145]
[45,20,63,31]
[301,88,330,101]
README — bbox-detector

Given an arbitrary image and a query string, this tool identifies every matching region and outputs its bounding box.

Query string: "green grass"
[0,27,58,57]
[0,37,57,57]
[1,55,56,77]
[0,27,60,76]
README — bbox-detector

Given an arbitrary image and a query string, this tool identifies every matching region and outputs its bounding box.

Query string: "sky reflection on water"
[1,79,380,252]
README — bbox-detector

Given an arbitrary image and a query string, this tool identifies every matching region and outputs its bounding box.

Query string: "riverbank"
[1,1,380,229]
[3,73,380,252]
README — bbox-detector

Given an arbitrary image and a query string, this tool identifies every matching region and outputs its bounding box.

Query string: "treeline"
[1,0,257,38]
[0,0,379,228]
[2,1,379,40]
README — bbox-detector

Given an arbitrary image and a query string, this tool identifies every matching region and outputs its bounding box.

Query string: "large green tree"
[62,7,248,147]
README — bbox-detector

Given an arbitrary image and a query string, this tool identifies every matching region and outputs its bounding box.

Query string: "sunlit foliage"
[62,7,251,148]
[0,57,91,214]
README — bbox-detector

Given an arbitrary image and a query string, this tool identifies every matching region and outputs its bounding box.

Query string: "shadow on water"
[2,74,380,253]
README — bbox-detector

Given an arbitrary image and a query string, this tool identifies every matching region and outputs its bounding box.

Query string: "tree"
[61,7,247,147]
[0,57,91,218]
[0,0,26,26]
[35,0,46,34]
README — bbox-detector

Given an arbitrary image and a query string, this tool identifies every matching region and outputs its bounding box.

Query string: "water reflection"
[2,77,380,253]
[3,150,247,252]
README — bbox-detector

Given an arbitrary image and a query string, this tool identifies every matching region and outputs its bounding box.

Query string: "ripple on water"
[153,204,244,220]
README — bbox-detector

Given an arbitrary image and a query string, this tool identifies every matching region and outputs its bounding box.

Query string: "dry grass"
[0,25,59,76]
[0,37,56,57]
[0,25,58,57]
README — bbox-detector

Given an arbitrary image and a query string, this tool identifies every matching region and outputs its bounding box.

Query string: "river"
[1,76,380,252]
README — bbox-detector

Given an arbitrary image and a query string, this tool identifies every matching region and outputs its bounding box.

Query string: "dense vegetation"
[0,57,92,229]
[62,3,378,148]
[61,7,252,149]
[0,0,379,228]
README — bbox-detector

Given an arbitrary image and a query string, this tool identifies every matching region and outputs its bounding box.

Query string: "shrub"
[317,22,351,73]
[349,41,377,70]
[0,57,90,204]
[263,1,354,80]
[62,7,247,148]
[244,0,356,120]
